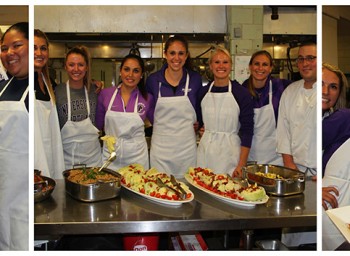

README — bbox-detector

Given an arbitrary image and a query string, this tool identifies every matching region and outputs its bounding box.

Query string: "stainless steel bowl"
[34,172,56,203]
[62,166,121,202]
[242,164,305,196]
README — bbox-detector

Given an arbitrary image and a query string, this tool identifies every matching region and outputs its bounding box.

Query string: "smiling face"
[120,58,143,89]
[34,36,49,72]
[0,29,29,79]
[249,54,272,86]
[297,45,317,85]
[322,68,340,112]
[164,40,188,72]
[209,51,232,84]
[65,53,88,86]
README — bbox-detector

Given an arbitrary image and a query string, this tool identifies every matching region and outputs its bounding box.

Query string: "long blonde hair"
[322,62,348,111]
[34,29,55,103]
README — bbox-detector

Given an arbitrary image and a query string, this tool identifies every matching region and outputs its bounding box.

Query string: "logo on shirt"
[138,102,146,116]
[182,88,192,93]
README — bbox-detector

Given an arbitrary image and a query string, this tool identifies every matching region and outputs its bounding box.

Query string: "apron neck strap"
[109,85,139,113]
[209,80,232,92]
[41,73,54,106]
[158,72,190,97]
[0,77,14,96]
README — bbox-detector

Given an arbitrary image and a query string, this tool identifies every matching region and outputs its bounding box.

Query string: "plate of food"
[117,164,194,206]
[326,205,350,243]
[185,167,268,207]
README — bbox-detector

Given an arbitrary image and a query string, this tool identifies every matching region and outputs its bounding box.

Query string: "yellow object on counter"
[100,135,116,153]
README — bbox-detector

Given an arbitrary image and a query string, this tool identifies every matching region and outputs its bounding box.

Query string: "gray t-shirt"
[55,82,98,129]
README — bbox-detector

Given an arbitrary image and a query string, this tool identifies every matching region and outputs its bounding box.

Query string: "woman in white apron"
[322,63,350,250]
[57,46,101,169]
[242,50,292,165]
[197,46,254,177]
[146,36,202,178]
[96,54,152,171]
[0,22,29,250]
[34,29,65,178]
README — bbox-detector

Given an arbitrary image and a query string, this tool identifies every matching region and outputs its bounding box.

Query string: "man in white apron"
[61,82,102,169]
[0,78,28,250]
[197,81,241,174]
[248,80,283,165]
[150,74,197,178]
[34,73,65,178]
[102,87,149,171]
[322,138,350,250]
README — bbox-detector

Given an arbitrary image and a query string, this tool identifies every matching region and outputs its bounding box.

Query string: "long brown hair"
[120,54,147,100]
[164,35,192,70]
[34,29,55,103]
[247,50,273,98]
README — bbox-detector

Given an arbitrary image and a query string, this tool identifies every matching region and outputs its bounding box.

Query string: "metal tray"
[242,164,305,196]
[63,166,121,202]
[34,171,56,203]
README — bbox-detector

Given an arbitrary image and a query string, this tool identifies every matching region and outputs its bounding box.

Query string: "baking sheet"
[326,205,350,242]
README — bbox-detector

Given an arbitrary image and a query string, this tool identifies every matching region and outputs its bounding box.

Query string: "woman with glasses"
[242,50,292,166]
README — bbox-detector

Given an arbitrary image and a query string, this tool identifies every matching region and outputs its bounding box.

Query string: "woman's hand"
[198,125,205,138]
[322,186,339,210]
[193,122,199,133]
[232,165,243,178]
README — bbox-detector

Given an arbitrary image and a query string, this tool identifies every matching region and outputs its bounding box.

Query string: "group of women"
[1,25,313,250]
[33,33,291,182]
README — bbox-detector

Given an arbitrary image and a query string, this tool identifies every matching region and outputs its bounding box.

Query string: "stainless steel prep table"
[35,179,316,240]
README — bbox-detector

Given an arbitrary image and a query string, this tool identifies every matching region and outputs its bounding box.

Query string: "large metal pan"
[62,165,121,202]
[242,164,305,196]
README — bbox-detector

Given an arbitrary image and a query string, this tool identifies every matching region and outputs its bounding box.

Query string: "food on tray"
[254,171,284,179]
[118,164,192,201]
[67,167,119,185]
[34,171,54,193]
[187,167,266,202]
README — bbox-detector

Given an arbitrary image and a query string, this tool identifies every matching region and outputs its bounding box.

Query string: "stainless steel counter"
[34,179,316,239]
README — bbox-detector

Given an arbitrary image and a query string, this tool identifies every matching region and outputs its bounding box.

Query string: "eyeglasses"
[296,56,317,64]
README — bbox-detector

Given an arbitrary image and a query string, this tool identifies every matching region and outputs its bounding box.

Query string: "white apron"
[61,82,102,169]
[197,81,241,173]
[34,73,65,178]
[322,138,350,250]
[150,74,197,178]
[0,78,28,250]
[102,87,149,171]
[248,81,282,165]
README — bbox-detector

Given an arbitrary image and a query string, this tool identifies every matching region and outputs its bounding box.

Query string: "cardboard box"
[171,232,208,251]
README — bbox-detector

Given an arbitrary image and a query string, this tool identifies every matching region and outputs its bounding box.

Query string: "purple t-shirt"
[197,80,254,148]
[242,76,291,123]
[322,108,350,176]
[145,63,203,119]
[95,86,155,131]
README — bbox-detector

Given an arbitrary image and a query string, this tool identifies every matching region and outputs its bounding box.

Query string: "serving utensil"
[170,175,187,199]
[156,177,186,200]
[97,152,117,172]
